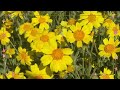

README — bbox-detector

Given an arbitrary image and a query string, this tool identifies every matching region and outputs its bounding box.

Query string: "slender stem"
[82,47,85,78]
[113,59,115,76]
[10,41,18,54]
[18,34,22,46]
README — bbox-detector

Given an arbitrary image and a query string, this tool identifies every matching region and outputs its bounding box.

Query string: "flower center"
[101,74,110,79]
[40,35,49,42]
[23,23,32,31]
[105,19,113,24]
[39,17,46,23]
[52,49,64,60]
[88,14,96,22]
[104,44,115,53]
[113,27,118,35]
[68,18,76,25]
[8,49,13,53]
[20,52,27,60]
[0,33,6,40]
[73,30,85,41]
[31,29,38,36]
[35,75,43,79]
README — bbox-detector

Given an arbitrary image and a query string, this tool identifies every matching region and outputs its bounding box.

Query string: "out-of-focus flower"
[32,11,52,30]
[0,27,11,45]
[79,11,104,29]
[26,63,53,79]
[16,47,33,66]
[99,68,114,79]
[6,66,26,79]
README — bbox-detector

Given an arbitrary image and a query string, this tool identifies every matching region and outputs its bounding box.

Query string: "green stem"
[18,34,22,46]
[10,41,18,54]
[3,56,7,79]
[82,47,85,78]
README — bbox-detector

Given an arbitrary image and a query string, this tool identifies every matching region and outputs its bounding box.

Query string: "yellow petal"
[112,52,118,59]
[62,56,73,65]
[31,64,39,72]
[41,55,53,66]
[34,11,40,18]
[50,60,60,72]
[115,48,120,52]
[109,38,114,44]
[98,44,105,50]
[98,51,105,57]
[93,22,100,28]
[15,66,20,74]
[103,38,109,45]
[62,48,73,55]
[82,25,92,34]
[77,41,82,47]
[66,31,75,43]
[32,18,39,26]
[60,21,68,27]
[115,40,120,46]
[79,20,88,26]
[83,35,92,44]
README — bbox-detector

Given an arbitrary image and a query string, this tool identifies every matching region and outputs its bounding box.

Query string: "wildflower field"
[1,11,120,79]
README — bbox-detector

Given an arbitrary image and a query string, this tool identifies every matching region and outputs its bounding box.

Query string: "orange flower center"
[8,49,14,54]
[20,52,27,60]
[23,24,32,31]
[35,75,43,79]
[113,27,118,35]
[39,17,46,23]
[68,18,76,25]
[40,35,49,42]
[105,19,113,24]
[73,30,85,41]
[0,33,6,40]
[101,74,110,79]
[88,14,96,22]
[52,49,64,60]
[104,44,115,53]
[31,29,38,36]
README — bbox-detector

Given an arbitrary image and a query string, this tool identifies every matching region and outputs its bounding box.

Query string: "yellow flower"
[6,66,26,79]
[24,28,40,43]
[31,30,57,52]
[60,21,68,27]
[6,48,15,58]
[56,33,65,44]
[103,19,115,28]
[32,11,52,30]
[3,19,13,30]
[79,11,104,29]
[19,22,33,35]
[16,47,33,66]
[98,38,120,59]
[26,63,53,79]
[107,24,120,37]
[41,45,73,72]
[9,11,23,19]
[63,22,92,47]
[67,18,76,26]
[99,68,114,79]
[66,65,74,73]
[60,18,76,28]
[0,27,11,45]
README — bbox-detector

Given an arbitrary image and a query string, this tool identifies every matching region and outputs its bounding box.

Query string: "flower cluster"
[0,11,119,79]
